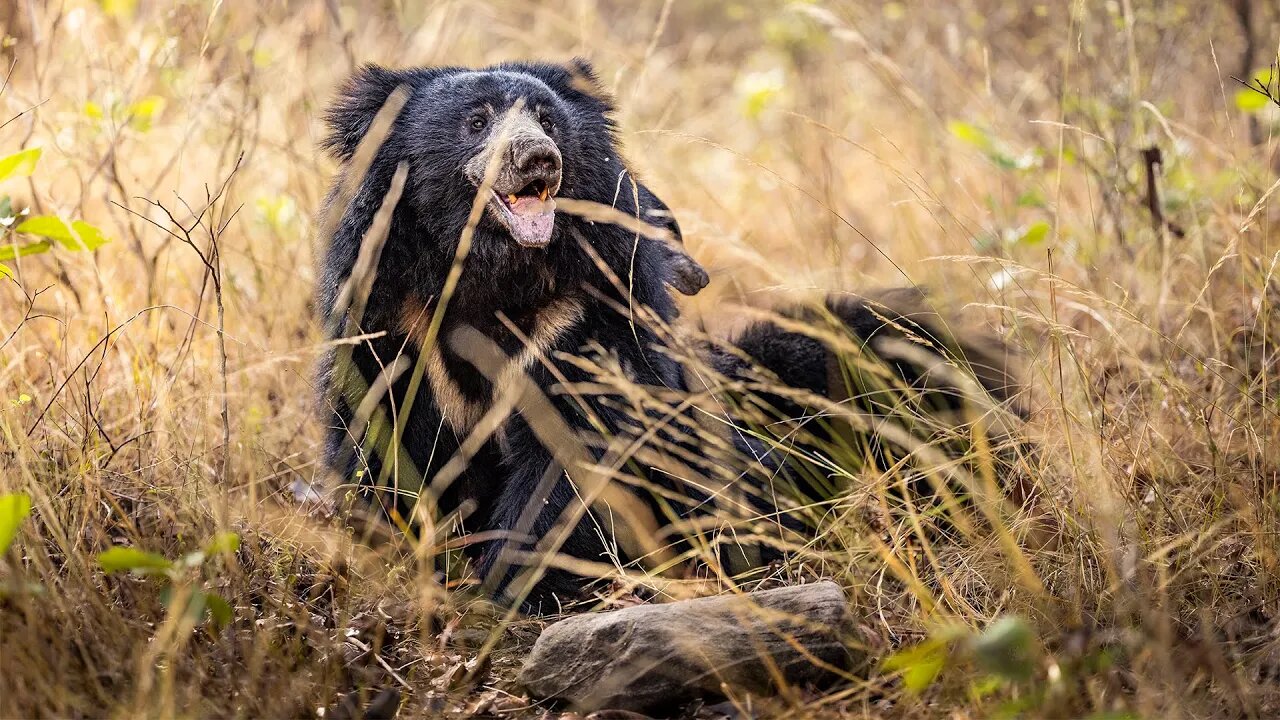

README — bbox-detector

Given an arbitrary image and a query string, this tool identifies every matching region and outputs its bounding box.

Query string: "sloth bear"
[316,59,1024,613]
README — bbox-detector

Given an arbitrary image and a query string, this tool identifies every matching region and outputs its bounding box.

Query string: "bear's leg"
[472,433,612,613]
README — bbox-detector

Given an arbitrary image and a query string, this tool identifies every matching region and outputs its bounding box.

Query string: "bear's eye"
[469,115,488,132]
[539,116,554,133]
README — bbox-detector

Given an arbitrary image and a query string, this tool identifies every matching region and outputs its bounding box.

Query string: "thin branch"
[1231,59,1280,108]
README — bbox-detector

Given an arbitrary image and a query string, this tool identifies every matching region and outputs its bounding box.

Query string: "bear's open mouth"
[506,178,552,204]
[488,179,557,249]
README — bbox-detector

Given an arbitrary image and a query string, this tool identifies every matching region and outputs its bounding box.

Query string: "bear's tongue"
[505,195,555,248]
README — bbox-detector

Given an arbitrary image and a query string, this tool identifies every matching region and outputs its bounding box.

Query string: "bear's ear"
[564,57,616,111]
[323,64,408,161]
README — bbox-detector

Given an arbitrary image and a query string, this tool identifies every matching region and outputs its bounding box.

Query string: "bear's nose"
[514,142,561,180]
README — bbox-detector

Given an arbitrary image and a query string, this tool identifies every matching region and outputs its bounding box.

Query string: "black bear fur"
[315,59,1023,613]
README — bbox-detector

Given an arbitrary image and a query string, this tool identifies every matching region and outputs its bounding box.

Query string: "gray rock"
[519,581,864,713]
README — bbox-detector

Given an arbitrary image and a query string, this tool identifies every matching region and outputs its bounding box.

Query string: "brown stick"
[1142,146,1185,239]
[1231,0,1263,145]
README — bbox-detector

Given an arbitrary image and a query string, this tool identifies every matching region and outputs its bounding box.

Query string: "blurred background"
[1,1,1279,717]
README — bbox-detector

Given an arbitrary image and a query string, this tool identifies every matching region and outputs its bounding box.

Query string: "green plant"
[96,532,240,630]
[0,492,41,598]
[882,617,1042,712]
[0,147,109,278]
[0,492,32,556]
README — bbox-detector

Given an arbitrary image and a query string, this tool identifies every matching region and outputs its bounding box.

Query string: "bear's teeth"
[539,187,549,202]
[507,194,518,205]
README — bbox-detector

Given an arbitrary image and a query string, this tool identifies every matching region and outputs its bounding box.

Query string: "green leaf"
[101,0,138,19]
[1015,190,1046,209]
[176,532,240,571]
[127,95,166,131]
[736,69,784,121]
[160,586,231,628]
[947,120,991,150]
[0,148,41,183]
[0,240,53,262]
[97,546,173,575]
[948,121,1040,171]
[0,263,10,278]
[969,674,1006,699]
[183,590,207,624]
[1017,221,1051,246]
[203,532,240,557]
[882,638,949,693]
[0,493,33,555]
[205,592,233,629]
[1235,88,1270,113]
[161,585,208,623]
[15,216,109,251]
[970,616,1036,682]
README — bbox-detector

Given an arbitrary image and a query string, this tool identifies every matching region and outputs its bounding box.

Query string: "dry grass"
[1,1,1278,718]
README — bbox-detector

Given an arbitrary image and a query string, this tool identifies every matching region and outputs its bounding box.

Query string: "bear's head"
[321,59,658,313]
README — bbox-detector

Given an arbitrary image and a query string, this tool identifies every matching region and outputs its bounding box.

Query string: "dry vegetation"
[1,1,1279,718]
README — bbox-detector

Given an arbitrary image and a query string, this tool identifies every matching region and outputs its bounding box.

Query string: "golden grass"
[1,1,1278,717]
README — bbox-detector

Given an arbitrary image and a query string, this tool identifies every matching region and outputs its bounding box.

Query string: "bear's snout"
[462,108,563,248]
[512,139,561,192]
[465,110,563,200]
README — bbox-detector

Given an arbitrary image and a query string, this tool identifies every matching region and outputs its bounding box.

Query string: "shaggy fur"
[315,59,1023,612]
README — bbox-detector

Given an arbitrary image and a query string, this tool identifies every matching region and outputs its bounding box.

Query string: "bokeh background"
[1,1,1279,717]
